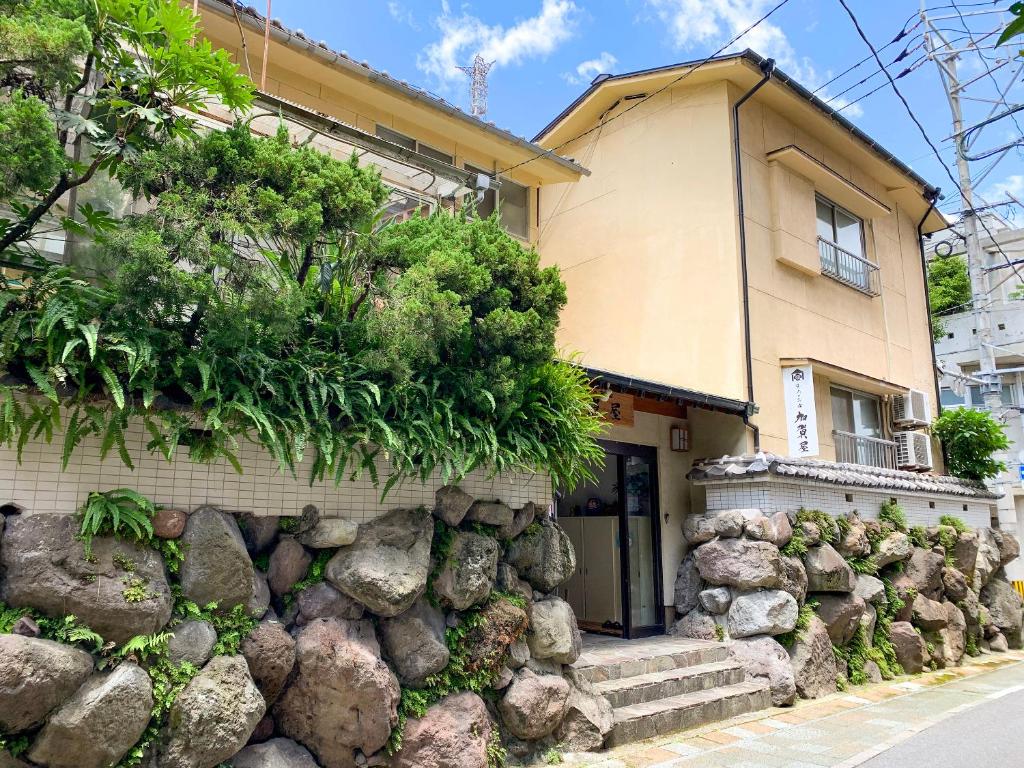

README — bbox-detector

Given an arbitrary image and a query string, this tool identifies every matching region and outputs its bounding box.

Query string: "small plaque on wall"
[599,392,635,427]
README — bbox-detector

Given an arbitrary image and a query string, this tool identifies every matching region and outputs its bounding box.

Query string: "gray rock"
[229,738,319,768]
[743,514,773,542]
[434,485,475,527]
[325,508,433,617]
[707,509,744,538]
[433,531,499,610]
[952,530,979,577]
[248,569,271,619]
[466,501,514,528]
[168,620,217,667]
[671,608,719,640]
[527,596,582,664]
[497,668,570,740]
[854,574,886,605]
[992,529,1021,566]
[804,543,856,593]
[980,575,1024,647]
[508,639,531,669]
[267,538,312,598]
[836,514,871,558]
[874,531,912,568]
[242,621,296,705]
[728,635,796,706]
[770,512,794,548]
[975,528,1003,587]
[0,635,93,733]
[180,507,255,611]
[801,520,822,547]
[683,515,715,545]
[694,538,784,590]
[699,586,732,615]
[863,659,883,684]
[780,555,808,604]
[912,594,949,630]
[162,655,266,768]
[0,513,173,644]
[297,519,358,549]
[504,520,576,593]
[935,602,967,667]
[391,692,492,768]
[499,502,537,541]
[861,603,878,646]
[10,615,40,638]
[890,621,925,673]
[788,615,837,699]
[27,663,152,768]
[815,593,867,646]
[556,683,614,753]
[905,547,945,600]
[727,590,798,638]
[990,632,1009,653]
[238,514,280,555]
[379,598,449,687]
[274,619,399,768]
[674,552,703,616]
[295,581,365,624]
[495,562,532,605]
[942,567,970,603]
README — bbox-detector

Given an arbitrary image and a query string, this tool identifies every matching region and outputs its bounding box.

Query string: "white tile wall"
[0,416,552,521]
[703,478,994,530]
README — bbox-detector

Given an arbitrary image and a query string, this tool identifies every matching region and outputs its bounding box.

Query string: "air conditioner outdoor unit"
[892,389,931,427]
[895,430,933,471]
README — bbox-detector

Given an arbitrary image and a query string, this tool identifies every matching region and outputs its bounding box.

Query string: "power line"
[497,0,793,176]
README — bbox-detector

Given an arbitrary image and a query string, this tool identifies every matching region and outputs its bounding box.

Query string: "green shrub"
[938,515,968,534]
[795,508,840,545]
[878,500,908,532]
[777,599,819,649]
[932,408,1009,482]
[78,488,157,556]
[908,526,929,549]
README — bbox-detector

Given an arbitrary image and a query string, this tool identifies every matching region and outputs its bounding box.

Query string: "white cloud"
[387,2,418,29]
[984,174,1024,201]
[563,51,617,85]
[644,0,863,117]
[418,0,580,84]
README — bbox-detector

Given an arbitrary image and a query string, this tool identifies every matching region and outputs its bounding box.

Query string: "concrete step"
[594,660,747,709]
[573,639,730,684]
[604,680,772,748]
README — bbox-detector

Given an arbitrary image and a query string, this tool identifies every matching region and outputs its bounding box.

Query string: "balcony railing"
[818,237,880,296]
[833,430,898,469]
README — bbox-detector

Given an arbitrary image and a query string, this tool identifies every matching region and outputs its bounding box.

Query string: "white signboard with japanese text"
[782,365,819,458]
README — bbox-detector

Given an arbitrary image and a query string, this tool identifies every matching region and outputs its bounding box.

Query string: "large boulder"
[980,575,1024,647]
[890,621,925,673]
[728,635,796,706]
[993,529,1021,566]
[0,635,93,733]
[499,503,537,541]
[391,692,492,768]
[975,529,1003,587]
[242,621,296,705]
[673,552,703,616]
[497,668,570,741]
[905,548,945,600]
[0,513,173,644]
[229,738,319,768]
[911,594,949,631]
[27,663,152,768]
[780,555,808,604]
[466,501,514,528]
[682,515,715,545]
[555,680,613,752]
[295,582,364,625]
[463,598,529,676]
[952,530,980,577]
[168,620,217,667]
[248,570,271,619]
[434,486,475,527]
[672,608,719,640]
[707,509,744,538]
[836,515,871,558]
[297,519,358,549]
[770,512,794,548]
[815,593,867,646]
[699,586,732,615]
[941,567,970,603]
[727,590,797,638]
[504,520,576,593]
[788,615,837,699]
[379,597,449,687]
[934,602,966,667]
[274,619,399,768]
[325,508,432,617]
[874,531,912,568]
[433,531,499,611]
[162,655,266,768]
[237,514,280,555]
[694,539,784,590]
[803,543,855,593]
[267,538,312,598]
[180,507,255,610]
[527,596,582,664]
[854,574,886,605]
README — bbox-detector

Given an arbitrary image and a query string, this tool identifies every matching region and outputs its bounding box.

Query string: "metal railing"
[833,430,898,469]
[818,237,881,296]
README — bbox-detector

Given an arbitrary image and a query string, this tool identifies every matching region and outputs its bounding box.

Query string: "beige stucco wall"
[538,81,747,401]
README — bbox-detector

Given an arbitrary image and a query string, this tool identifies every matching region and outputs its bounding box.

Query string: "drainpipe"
[734,58,775,452]
[917,188,942,416]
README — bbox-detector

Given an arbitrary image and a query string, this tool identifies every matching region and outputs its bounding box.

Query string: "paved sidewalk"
[562,651,1024,768]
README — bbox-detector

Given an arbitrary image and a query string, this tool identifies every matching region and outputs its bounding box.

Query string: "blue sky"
[268,1,1024,219]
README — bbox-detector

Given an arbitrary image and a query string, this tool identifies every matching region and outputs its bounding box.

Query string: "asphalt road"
[860,684,1024,767]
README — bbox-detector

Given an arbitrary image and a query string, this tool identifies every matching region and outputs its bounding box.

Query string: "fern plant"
[79,488,157,555]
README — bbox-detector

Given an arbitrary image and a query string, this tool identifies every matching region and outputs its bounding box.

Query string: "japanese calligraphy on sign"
[782,365,818,457]
[598,392,635,427]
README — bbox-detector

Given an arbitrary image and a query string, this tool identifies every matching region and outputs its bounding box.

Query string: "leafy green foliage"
[998,2,1024,47]
[927,255,971,340]
[0,90,68,199]
[285,549,334,605]
[908,525,929,549]
[79,487,156,555]
[778,599,819,649]
[795,508,840,545]
[932,407,1010,482]
[0,734,31,758]
[780,522,807,558]
[170,594,259,656]
[847,555,878,575]
[0,602,105,652]
[542,747,563,765]
[878,500,908,532]
[938,515,967,534]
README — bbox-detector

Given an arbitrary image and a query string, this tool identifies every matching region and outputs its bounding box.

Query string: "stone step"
[593,660,747,709]
[573,639,730,684]
[605,680,771,748]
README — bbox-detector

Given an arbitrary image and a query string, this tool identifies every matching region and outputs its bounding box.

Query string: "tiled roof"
[202,0,587,177]
[687,453,1000,499]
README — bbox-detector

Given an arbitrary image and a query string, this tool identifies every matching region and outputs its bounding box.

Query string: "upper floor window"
[815,194,879,296]
[375,125,454,165]
[465,164,530,239]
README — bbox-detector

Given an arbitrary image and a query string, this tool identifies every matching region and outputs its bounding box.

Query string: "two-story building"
[533,52,999,636]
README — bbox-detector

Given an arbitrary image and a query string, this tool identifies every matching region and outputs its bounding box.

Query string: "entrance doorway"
[557,440,665,638]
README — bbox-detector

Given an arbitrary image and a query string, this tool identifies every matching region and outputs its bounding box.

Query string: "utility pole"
[921,5,1001,408]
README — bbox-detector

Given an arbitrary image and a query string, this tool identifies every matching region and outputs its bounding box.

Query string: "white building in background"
[930,217,1024,581]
